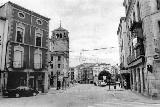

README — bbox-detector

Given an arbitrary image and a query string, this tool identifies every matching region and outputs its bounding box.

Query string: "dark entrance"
[121,73,130,89]
[98,70,111,81]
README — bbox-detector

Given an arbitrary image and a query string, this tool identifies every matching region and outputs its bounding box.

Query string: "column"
[132,69,136,91]
[135,68,138,91]
[44,72,49,93]
[137,68,141,92]
[140,67,144,93]
[130,69,133,90]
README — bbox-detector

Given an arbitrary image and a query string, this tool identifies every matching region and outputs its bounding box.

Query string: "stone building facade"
[76,63,94,84]
[119,0,160,96]
[49,25,69,89]
[0,1,50,93]
[0,16,8,95]
[117,17,131,89]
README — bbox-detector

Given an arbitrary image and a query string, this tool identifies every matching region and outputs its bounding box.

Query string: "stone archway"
[98,70,111,81]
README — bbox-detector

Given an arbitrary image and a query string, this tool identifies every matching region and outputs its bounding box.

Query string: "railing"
[127,45,145,64]
[130,21,142,32]
[133,37,143,49]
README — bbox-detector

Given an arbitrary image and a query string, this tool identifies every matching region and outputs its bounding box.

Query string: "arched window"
[56,33,59,38]
[137,2,141,21]
[36,19,43,25]
[60,33,62,38]
[34,49,42,69]
[13,46,24,68]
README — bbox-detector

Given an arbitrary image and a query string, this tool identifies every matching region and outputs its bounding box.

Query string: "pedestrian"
[124,80,127,89]
[57,81,61,90]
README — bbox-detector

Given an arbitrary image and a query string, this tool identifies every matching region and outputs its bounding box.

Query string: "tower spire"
[60,20,61,28]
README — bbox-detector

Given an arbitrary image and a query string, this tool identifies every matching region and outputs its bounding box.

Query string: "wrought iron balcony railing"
[130,21,142,32]
[127,45,145,65]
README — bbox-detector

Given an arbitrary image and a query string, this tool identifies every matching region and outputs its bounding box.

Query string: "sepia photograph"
[0,0,160,107]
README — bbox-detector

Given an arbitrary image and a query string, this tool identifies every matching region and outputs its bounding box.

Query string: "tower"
[50,22,69,89]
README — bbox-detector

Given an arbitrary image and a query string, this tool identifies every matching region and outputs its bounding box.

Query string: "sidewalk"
[106,85,160,104]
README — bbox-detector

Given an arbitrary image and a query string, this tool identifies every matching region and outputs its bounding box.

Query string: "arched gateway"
[98,70,111,81]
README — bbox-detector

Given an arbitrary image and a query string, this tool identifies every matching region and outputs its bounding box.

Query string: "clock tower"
[50,23,69,89]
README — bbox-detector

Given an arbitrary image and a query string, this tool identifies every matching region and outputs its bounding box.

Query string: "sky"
[1,0,125,67]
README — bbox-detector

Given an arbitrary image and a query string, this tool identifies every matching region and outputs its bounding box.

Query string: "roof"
[6,1,50,21]
[53,26,68,32]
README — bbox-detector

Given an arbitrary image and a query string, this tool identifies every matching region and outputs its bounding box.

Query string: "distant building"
[76,63,94,84]
[0,1,50,93]
[92,63,111,77]
[49,24,69,89]
[117,17,130,89]
[69,67,74,82]
[74,67,78,82]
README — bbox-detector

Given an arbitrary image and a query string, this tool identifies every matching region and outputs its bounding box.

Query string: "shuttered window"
[13,46,24,68]
[34,49,42,69]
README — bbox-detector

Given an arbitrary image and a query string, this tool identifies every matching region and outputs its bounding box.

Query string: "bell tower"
[50,22,69,89]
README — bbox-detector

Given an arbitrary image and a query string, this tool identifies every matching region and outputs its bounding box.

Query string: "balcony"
[120,63,127,70]
[130,21,142,32]
[127,46,145,65]
[133,37,143,50]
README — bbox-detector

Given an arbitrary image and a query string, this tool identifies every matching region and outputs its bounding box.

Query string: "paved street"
[0,84,160,107]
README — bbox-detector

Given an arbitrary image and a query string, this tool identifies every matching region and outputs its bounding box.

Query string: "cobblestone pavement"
[0,84,160,107]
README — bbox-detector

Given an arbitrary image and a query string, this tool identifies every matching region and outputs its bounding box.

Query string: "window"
[13,46,24,68]
[133,12,135,22]
[137,2,141,21]
[34,49,42,69]
[36,19,42,25]
[58,56,61,61]
[51,64,53,69]
[35,29,42,47]
[36,33,41,46]
[64,33,66,38]
[157,0,160,10]
[60,33,62,38]
[58,64,61,68]
[158,21,160,32]
[16,24,25,43]
[18,12,25,19]
[51,56,53,61]
[56,34,59,38]
[51,72,53,76]
[0,34,1,45]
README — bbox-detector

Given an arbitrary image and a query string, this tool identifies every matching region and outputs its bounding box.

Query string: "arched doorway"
[98,70,111,82]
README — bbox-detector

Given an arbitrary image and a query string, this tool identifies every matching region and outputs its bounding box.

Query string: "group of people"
[57,80,74,90]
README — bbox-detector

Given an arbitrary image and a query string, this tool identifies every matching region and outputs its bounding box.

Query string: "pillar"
[135,68,138,91]
[44,72,48,93]
[136,67,142,93]
[140,67,144,93]
[132,69,136,91]
[130,69,133,90]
